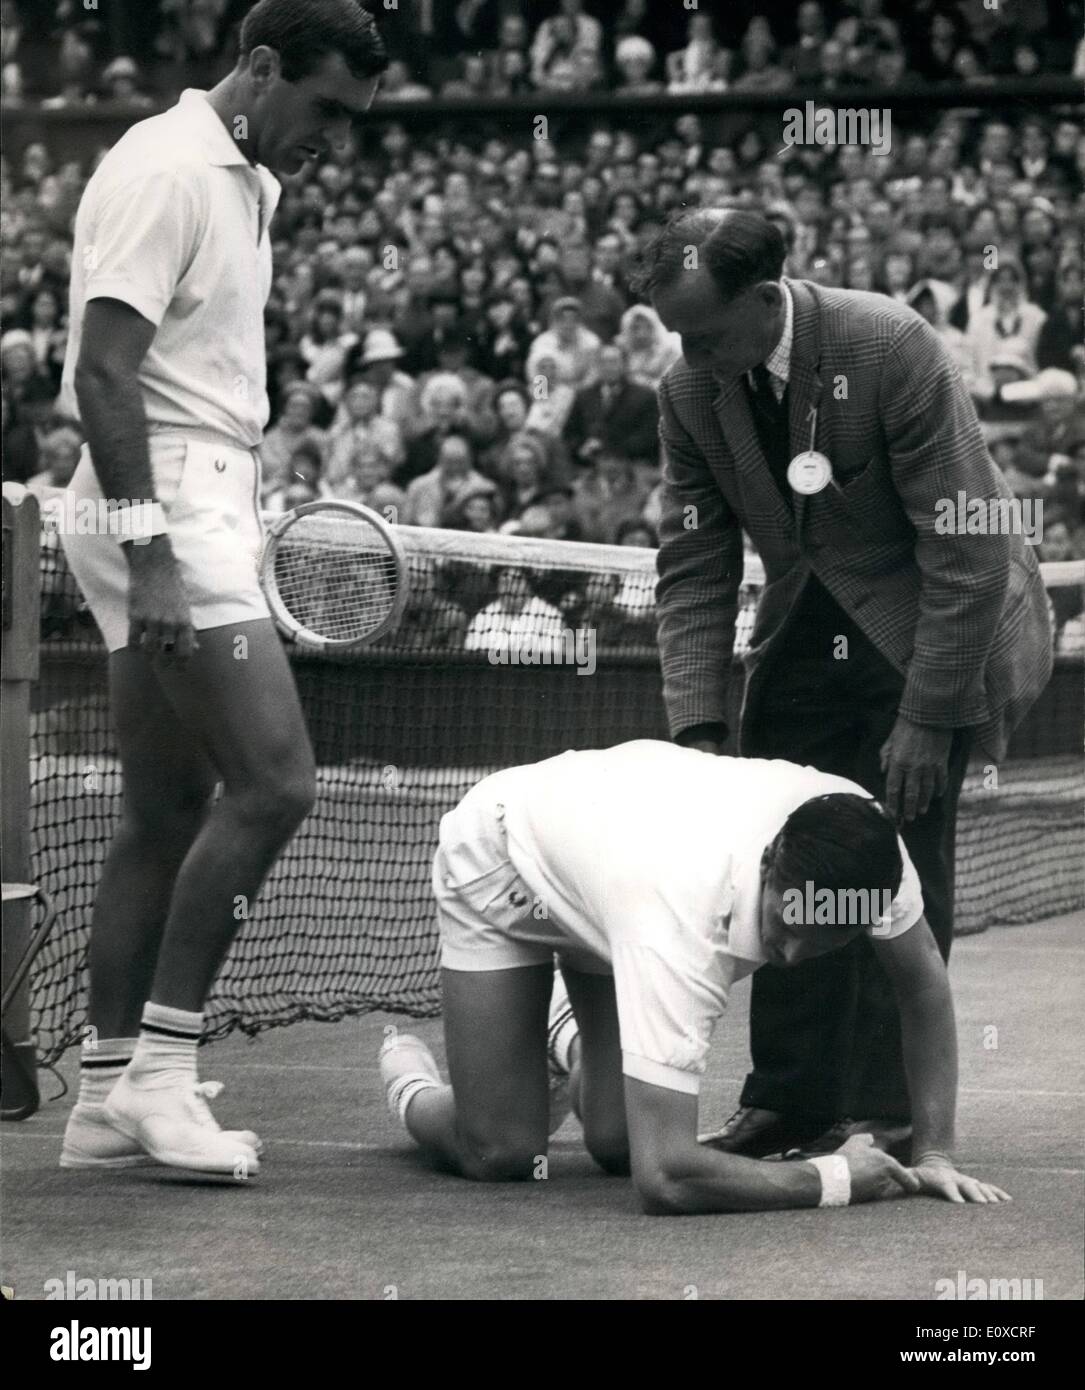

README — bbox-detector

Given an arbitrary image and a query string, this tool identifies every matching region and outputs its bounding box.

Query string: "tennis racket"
[260,500,410,651]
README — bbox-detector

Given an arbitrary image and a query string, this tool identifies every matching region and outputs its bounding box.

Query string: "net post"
[2,485,42,1117]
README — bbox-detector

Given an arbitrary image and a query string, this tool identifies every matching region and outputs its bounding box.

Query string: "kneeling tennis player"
[380,741,1009,1213]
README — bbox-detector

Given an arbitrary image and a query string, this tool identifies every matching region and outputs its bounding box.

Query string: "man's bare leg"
[385,964,552,1181]
[66,619,315,1174]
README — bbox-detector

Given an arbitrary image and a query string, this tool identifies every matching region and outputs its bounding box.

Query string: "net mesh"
[26,522,1085,1062]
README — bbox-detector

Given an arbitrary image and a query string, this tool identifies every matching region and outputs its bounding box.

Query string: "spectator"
[731,25,789,92]
[667,12,730,92]
[26,420,81,493]
[299,292,359,408]
[415,326,497,440]
[260,383,327,501]
[442,485,502,534]
[533,484,584,542]
[530,0,602,90]
[401,371,489,487]
[907,282,979,394]
[523,352,577,438]
[1037,259,1085,372]
[497,431,550,524]
[484,379,568,483]
[615,303,682,389]
[564,342,660,470]
[347,329,416,440]
[783,2,828,83]
[329,441,407,518]
[478,290,532,380]
[403,432,496,528]
[100,56,154,108]
[325,380,404,490]
[614,35,662,95]
[967,257,1048,388]
[573,449,651,544]
[464,565,567,660]
[526,296,602,395]
[393,557,468,652]
[263,438,325,514]
[22,283,66,387]
[40,30,96,109]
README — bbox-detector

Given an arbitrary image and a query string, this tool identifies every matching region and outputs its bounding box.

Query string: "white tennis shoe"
[60,1103,154,1169]
[101,1073,261,1176]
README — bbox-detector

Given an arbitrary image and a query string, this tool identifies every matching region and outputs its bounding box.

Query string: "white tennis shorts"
[434,778,608,975]
[60,431,271,653]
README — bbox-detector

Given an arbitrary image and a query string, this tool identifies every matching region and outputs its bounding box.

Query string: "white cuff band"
[111,503,168,542]
[809,1154,851,1207]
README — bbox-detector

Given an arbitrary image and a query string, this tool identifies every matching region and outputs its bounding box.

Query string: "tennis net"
[26,521,1085,1063]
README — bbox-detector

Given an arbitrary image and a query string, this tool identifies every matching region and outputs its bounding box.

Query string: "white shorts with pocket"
[434,777,609,975]
[59,430,270,653]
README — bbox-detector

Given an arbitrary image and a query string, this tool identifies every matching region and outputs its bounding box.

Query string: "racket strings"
[272,514,400,643]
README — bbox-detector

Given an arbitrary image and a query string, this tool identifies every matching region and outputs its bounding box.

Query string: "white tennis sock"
[126,1002,203,1088]
[77,1036,136,1106]
[385,1073,440,1127]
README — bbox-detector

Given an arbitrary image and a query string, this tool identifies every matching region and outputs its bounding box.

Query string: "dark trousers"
[740,634,972,1122]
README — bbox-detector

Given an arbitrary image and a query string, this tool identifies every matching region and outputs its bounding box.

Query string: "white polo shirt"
[485,741,923,1094]
[60,89,281,448]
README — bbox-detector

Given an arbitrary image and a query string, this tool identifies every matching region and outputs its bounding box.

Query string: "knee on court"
[458,1138,547,1183]
[584,1131,631,1176]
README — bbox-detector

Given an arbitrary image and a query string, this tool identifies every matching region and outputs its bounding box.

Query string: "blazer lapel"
[785,279,826,537]
[712,374,794,535]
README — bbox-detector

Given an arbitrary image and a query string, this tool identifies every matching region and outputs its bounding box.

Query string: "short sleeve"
[867,836,924,940]
[84,170,204,327]
[611,938,729,1095]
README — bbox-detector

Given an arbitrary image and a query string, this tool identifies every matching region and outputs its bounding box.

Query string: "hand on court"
[837,1133,921,1202]
[124,537,197,663]
[908,1155,1012,1204]
[879,715,952,823]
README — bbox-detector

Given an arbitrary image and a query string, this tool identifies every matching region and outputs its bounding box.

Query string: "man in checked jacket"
[632,209,1053,1160]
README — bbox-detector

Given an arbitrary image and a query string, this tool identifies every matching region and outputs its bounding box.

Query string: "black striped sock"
[127,1002,203,1084]
[77,1036,137,1106]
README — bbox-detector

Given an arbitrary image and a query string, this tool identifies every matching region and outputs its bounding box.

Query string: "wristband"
[809,1154,851,1207]
[110,502,168,542]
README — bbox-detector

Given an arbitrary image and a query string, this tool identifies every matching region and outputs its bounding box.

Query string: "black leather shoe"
[697,1106,832,1158]
[789,1117,913,1163]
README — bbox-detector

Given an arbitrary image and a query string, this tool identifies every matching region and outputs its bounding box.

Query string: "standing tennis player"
[380,742,1009,1214]
[57,1,387,1176]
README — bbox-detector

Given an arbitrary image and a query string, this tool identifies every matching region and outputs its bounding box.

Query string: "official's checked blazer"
[655,278,1053,761]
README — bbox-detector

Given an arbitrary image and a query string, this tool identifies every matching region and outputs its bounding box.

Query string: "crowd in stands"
[2,1,1083,653]
[3,1,1084,104]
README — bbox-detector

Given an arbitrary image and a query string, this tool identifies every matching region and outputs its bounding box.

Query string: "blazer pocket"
[833,454,877,491]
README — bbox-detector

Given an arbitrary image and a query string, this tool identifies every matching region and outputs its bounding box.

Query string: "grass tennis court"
[2,908,1081,1301]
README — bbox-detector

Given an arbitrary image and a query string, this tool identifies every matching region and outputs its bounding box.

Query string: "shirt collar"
[747,279,794,394]
[178,89,253,168]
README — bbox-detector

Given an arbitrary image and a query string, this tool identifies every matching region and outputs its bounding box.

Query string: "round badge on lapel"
[787,450,832,495]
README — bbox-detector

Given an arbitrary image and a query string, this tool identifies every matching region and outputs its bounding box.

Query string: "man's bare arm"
[624,1077,918,1215]
[73,297,196,658]
[73,298,159,506]
[873,917,1010,1203]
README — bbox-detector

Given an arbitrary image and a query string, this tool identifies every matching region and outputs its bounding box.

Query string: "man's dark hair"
[767,793,903,901]
[239,0,388,82]
[628,209,786,301]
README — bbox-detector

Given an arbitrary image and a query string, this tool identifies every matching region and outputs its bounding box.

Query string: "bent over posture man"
[639,210,1052,1159]
[380,742,1008,1214]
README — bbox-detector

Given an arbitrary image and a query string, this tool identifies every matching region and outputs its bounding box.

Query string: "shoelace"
[185,1080,226,1131]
